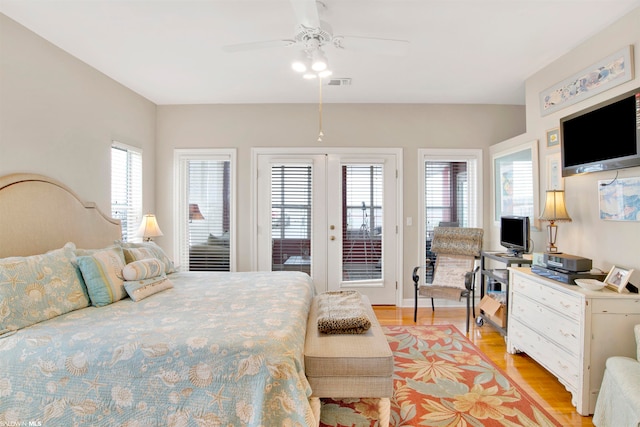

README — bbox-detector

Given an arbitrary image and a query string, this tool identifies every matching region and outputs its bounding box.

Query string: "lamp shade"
[539,190,572,222]
[189,203,205,221]
[136,214,164,241]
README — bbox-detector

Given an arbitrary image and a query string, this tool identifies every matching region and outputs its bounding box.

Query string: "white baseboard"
[399,296,481,309]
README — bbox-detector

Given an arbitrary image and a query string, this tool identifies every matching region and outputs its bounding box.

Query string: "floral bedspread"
[0,271,316,426]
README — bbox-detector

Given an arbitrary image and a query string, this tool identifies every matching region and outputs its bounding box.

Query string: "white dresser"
[507,267,640,415]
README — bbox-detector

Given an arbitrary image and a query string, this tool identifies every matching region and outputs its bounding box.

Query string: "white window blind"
[186,159,231,271]
[424,161,468,231]
[111,143,142,242]
[342,164,383,281]
[271,164,312,274]
[424,159,477,281]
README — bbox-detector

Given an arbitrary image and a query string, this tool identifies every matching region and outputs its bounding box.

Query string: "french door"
[255,149,400,305]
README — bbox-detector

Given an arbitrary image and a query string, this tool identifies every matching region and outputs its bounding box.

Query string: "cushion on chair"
[432,254,475,290]
[430,227,483,257]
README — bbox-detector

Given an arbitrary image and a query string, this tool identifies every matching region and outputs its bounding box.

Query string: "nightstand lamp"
[137,214,164,242]
[539,190,572,253]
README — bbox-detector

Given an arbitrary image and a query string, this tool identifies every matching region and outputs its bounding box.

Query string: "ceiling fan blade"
[333,36,410,56]
[290,0,320,28]
[222,39,296,53]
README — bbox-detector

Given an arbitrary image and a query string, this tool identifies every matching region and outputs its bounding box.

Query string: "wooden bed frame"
[0,173,122,258]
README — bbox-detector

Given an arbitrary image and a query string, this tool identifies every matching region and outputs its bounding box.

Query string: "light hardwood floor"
[373,305,595,427]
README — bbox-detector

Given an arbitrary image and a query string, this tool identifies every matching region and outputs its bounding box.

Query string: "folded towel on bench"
[317,290,372,334]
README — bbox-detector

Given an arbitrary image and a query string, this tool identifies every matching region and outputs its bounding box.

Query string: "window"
[492,144,537,221]
[420,149,482,281]
[175,149,235,272]
[111,143,142,242]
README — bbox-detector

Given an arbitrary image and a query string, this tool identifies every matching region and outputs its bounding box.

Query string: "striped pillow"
[76,247,126,307]
[122,258,165,281]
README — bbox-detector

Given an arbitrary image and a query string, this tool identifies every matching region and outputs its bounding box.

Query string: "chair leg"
[472,283,476,319]
[466,295,470,334]
[414,284,418,323]
[431,298,435,312]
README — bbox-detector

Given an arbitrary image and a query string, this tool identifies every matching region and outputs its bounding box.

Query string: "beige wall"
[155,103,526,301]
[11,7,639,302]
[521,7,640,285]
[0,14,157,215]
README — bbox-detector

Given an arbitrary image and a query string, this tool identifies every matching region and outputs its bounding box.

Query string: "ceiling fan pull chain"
[318,77,324,142]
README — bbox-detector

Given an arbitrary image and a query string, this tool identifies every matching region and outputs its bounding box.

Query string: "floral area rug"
[319,325,562,427]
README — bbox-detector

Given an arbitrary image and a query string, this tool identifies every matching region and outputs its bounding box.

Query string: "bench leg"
[309,397,321,427]
[378,398,390,427]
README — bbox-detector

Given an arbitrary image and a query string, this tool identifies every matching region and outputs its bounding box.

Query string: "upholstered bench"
[304,294,394,427]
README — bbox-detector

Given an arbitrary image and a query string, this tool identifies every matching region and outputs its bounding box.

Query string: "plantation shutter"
[186,159,230,271]
[111,143,142,242]
[271,164,312,274]
[342,164,383,281]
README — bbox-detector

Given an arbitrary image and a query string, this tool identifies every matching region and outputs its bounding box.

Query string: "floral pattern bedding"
[0,271,316,426]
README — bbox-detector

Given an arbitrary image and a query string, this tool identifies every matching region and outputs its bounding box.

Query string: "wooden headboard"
[0,173,122,258]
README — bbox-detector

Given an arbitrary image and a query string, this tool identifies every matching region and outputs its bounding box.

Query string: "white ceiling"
[2,1,639,105]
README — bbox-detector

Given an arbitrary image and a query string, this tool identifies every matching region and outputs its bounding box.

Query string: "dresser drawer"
[511,274,582,319]
[510,293,581,356]
[509,318,580,390]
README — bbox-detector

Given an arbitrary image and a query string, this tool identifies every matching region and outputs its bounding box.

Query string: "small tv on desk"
[500,216,530,257]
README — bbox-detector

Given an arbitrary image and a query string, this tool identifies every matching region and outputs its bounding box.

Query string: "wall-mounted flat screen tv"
[560,87,640,177]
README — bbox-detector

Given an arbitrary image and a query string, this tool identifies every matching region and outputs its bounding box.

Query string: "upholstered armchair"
[593,324,640,427]
[413,227,483,333]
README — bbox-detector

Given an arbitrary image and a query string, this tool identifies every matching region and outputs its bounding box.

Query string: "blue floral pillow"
[0,242,89,335]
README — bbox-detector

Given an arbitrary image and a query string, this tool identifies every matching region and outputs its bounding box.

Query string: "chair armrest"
[412,266,421,286]
[464,266,480,291]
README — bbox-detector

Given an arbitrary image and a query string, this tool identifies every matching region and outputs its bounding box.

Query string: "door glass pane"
[187,160,231,271]
[342,164,382,281]
[271,164,311,275]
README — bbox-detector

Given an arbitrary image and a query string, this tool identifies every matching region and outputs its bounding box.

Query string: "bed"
[0,173,316,426]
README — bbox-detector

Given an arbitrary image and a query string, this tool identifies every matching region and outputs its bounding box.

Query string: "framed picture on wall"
[546,128,560,147]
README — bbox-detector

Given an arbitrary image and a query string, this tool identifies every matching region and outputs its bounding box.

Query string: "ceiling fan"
[221,0,410,57]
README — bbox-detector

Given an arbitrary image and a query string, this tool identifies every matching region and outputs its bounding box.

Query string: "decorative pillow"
[74,244,122,258]
[0,242,89,334]
[124,275,173,302]
[118,241,176,274]
[76,247,126,307]
[122,258,165,281]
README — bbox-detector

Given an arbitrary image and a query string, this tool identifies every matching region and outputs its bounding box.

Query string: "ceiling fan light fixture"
[311,49,328,71]
[303,72,318,79]
[291,51,309,73]
[291,60,307,73]
[317,69,332,78]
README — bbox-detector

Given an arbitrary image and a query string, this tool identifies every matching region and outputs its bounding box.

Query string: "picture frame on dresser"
[604,265,634,293]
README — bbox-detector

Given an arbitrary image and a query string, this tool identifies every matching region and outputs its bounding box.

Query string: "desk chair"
[413,227,483,333]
